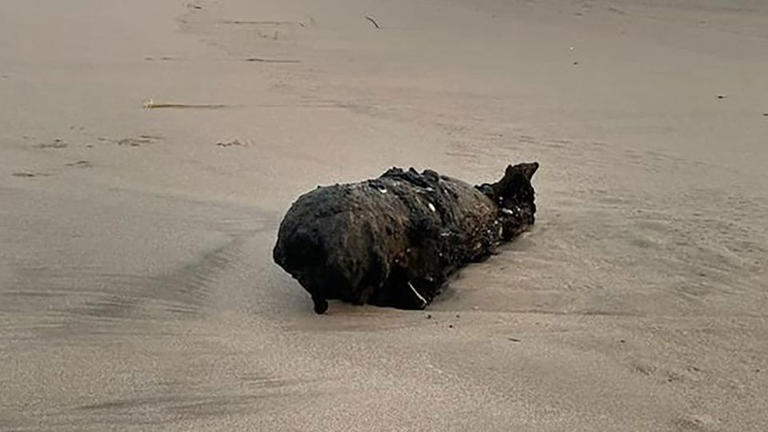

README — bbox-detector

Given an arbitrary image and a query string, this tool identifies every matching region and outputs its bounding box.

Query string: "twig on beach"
[142,99,228,110]
[243,57,300,63]
[365,15,381,29]
[221,20,305,27]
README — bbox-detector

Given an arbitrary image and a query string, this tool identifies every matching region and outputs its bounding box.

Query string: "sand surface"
[2,0,768,430]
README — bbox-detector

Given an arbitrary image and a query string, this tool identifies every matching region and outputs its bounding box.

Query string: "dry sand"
[2,0,768,430]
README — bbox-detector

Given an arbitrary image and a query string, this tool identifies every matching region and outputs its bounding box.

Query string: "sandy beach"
[2,0,767,430]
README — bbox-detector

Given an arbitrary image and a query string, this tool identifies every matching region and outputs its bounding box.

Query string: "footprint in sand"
[630,361,657,376]
[672,413,719,431]
[630,360,701,386]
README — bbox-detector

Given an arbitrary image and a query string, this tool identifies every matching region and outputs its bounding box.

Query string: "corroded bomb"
[273,162,539,314]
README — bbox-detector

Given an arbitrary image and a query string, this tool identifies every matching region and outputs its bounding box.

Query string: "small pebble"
[620,339,626,343]
[448,324,453,329]
[456,314,460,318]
[426,314,432,319]
[716,95,726,99]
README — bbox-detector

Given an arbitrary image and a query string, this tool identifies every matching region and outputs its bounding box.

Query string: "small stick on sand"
[143,99,228,110]
[407,282,427,307]
[365,15,381,29]
[244,57,300,63]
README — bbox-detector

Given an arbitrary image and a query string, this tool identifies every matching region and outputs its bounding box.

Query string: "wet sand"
[1,0,767,430]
